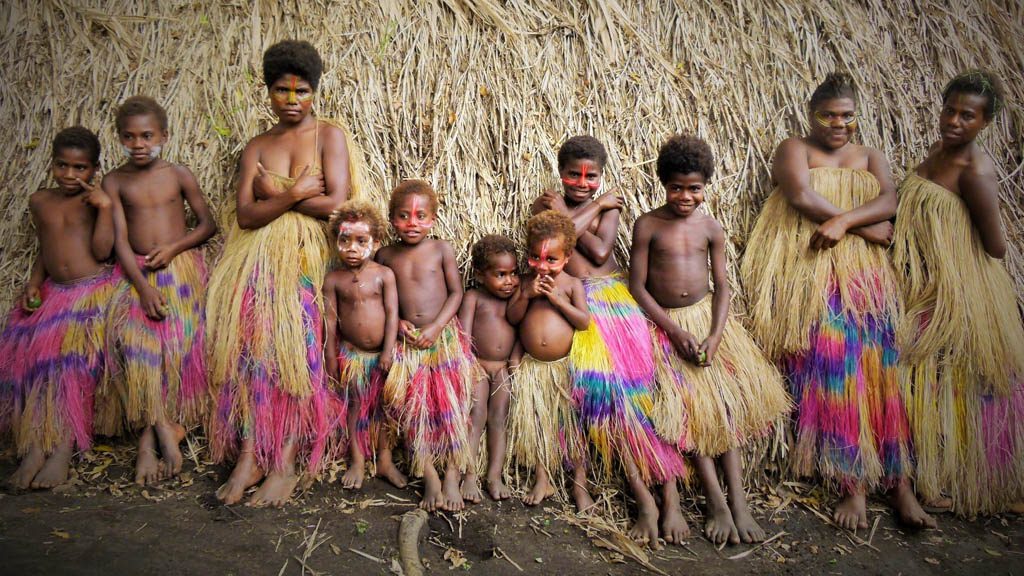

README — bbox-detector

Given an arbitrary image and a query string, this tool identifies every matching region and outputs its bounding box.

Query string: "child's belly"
[519,305,575,361]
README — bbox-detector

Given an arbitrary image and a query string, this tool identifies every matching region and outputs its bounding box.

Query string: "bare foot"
[572,482,596,514]
[30,438,74,489]
[341,461,365,490]
[705,500,739,545]
[660,503,690,544]
[154,422,186,479]
[523,470,555,506]
[376,459,408,489]
[629,505,660,548]
[215,449,264,505]
[420,470,445,512]
[442,470,465,511]
[731,504,766,543]
[486,475,511,501]
[834,491,869,531]
[460,472,483,504]
[889,483,936,529]
[249,470,299,508]
[8,444,45,489]
[922,495,953,514]
[135,427,162,486]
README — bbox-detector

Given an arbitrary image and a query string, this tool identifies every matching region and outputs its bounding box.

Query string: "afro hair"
[656,133,715,183]
[53,126,101,166]
[388,179,439,218]
[263,40,324,90]
[115,95,168,132]
[557,135,608,170]
[808,72,858,110]
[329,199,387,241]
[526,210,577,253]
[943,69,1005,119]
[471,234,518,272]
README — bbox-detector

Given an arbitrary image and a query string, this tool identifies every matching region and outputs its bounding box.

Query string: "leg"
[154,419,186,479]
[215,437,264,505]
[659,478,690,544]
[375,435,408,488]
[485,367,512,500]
[135,425,162,486]
[249,439,300,508]
[342,396,366,490]
[8,441,46,490]
[833,484,869,531]
[442,462,465,511]
[887,479,936,529]
[522,464,555,506]
[694,454,738,545]
[420,465,445,512]
[460,372,489,504]
[570,462,595,513]
[721,449,765,543]
[625,459,660,547]
[30,435,75,489]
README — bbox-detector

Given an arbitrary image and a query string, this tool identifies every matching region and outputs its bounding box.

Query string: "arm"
[322,275,340,381]
[235,142,322,230]
[506,279,531,326]
[959,161,1007,258]
[575,207,620,265]
[292,123,350,219]
[699,221,730,364]
[772,138,846,223]
[104,174,167,319]
[558,278,592,330]
[81,178,114,261]
[412,242,464,348]
[809,148,899,249]
[21,199,47,311]
[380,269,400,371]
[457,290,478,343]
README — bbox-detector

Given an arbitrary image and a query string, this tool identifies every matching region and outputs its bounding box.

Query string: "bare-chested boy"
[2,127,117,490]
[458,235,521,503]
[322,200,398,491]
[630,134,790,545]
[506,211,590,507]
[376,179,479,512]
[98,96,217,486]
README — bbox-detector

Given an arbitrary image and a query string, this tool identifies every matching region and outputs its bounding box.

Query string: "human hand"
[79,178,111,210]
[411,323,442,349]
[810,215,849,250]
[21,285,42,313]
[380,351,394,373]
[399,320,418,340]
[853,221,894,247]
[595,191,623,210]
[253,162,285,200]
[696,335,721,367]
[669,327,699,361]
[143,243,179,270]
[139,285,168,320]
[289,165,325,201]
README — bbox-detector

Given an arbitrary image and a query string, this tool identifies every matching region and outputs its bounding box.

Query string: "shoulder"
[318,120,348,142]
[631,211,659,237]
[170,163,197,182]
[775,137,807,157]
[323,269,344,285]
[28,188,52,209]
[859,144,887,165]
[965,144,997,177]
[700,213,725,239]
[431,238,456,256]
[375,244,396,262]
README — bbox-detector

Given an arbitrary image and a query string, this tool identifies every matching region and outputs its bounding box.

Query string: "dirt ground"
[1,441,1021,576]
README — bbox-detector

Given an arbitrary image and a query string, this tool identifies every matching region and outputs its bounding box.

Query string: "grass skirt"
[651,294,791,456]
[206,209,333,475]
[894,174,1024,514]
[570,275,686,485]
[97,249,208,435]
[383,320,478,476]
[0,268,117,455]
[335,343,385,460]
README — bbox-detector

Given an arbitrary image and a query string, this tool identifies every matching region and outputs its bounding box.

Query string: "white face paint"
[122,144,162,160]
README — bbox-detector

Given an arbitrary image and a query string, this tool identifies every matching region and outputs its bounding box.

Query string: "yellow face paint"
[814,110,857,129]
[271,76,315,105]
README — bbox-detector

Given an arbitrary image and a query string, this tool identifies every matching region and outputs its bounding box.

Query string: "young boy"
[458,235,521,502]
[1,127,117,489]
[506,211,590,508]
[630,134,791,545]
[322,200,398,490]
[376,179,479,512]
[97,96,217,486]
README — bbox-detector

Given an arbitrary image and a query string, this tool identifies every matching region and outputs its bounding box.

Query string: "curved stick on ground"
[398,508,429,576]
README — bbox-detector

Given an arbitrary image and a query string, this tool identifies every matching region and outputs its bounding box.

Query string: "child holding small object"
[1,127,117,490]
[376,179,480,512]
[458,235,521,502]
[630,134,791,545]
[322,200,398,491]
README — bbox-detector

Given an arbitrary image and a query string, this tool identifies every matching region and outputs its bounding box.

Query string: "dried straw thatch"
[0,0,1021,315]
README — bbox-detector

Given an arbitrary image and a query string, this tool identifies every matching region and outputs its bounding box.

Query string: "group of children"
[2,36,1022,548]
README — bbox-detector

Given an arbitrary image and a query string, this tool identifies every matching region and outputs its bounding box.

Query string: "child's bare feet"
[135,427,162,486]
[442,469,464,511]
[460,472,483,504]
[249,470,299,508]
[629,499,661,548]
[889,482,936,529]
[731,504,766,543]
[31,437,74,489]
[523,468,555,506]
[660,503,690,544]
[376,458,408,489]
[154,422,186,479]
[486,474,511,501]
[834,491,869,531]
[8,444,46,489]
[572,482,595,513]
[922,495,953,513]
[341,461,365,490]
[215,447,263,505]
[705,498,739,545]
[420,468,445,512]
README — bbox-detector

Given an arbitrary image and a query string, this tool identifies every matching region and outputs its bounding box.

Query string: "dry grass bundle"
[0,1,1021,312]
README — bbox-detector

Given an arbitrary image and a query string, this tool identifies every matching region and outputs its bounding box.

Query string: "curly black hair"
[809,72,858,110]
[388,179,440,218]
[526,210,577,253]
[656,134,714,183]
[52,126,101,165]
[263,40,323,90]
[557,135,608,170]
[943,70,1004,119]
[329,199,387,241]
[115,95,168,132]
[471,234,517,272]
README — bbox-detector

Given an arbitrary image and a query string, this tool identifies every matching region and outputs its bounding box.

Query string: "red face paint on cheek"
[527,239,550,270]
[561,163,602,190]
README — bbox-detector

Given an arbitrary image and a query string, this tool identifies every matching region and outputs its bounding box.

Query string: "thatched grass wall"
[1,0,1021,313]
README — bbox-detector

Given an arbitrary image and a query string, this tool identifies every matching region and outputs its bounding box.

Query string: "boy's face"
[809,97,857,149]
[336,219,376,269]
[526,236,570,278]
[663,172,706,217]
[119,113,167,167]
[559,158,603,204]
[391,193,435,245]
[51,147,96,195]
[476,252,520,299]
[939,92,989,147]
[269,74,314,123]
